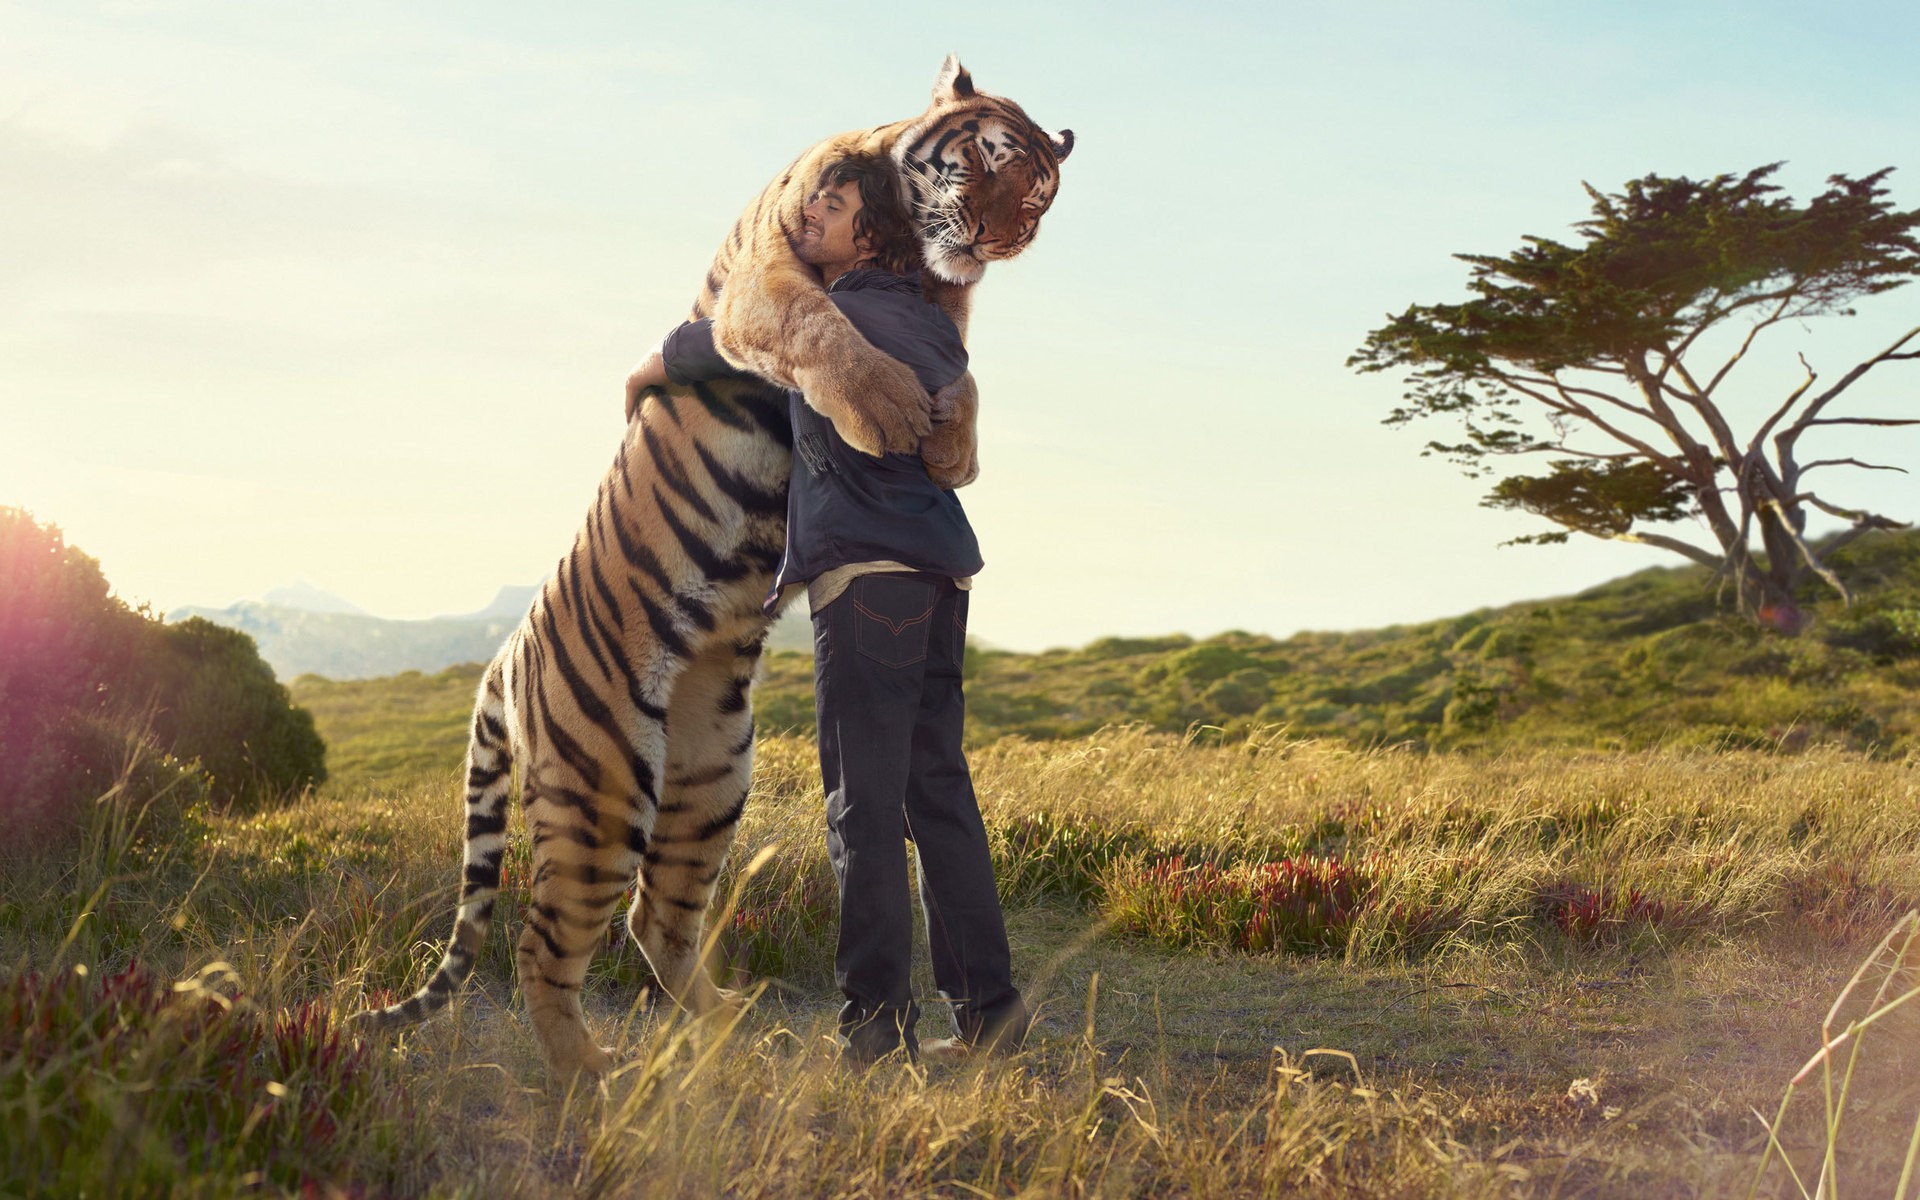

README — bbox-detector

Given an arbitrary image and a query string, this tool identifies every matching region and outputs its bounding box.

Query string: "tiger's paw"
[810,351,930,456]
[921,421,978,488]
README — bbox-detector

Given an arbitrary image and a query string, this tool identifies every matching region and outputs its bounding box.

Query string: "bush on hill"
[0,508,326,841]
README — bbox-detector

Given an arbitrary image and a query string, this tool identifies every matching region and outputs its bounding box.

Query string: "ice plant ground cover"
[2,724,1916,1197]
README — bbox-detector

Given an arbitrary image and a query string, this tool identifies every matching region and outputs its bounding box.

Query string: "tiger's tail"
[353,654,515,1032]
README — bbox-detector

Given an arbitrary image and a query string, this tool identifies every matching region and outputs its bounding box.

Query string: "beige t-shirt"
[799,560,973,615]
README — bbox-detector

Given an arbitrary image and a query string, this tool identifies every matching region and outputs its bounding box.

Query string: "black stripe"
[673,589,717,633]
[664,895,704,912]
[544,786,599,820]
[587,554,625,633]
[607,495,675,593]
[626,823,650,854]
[537,608,618,786]
[540,974,582,991]
[693,793,748,842]
[479,711,507,744]
[731,386,793,446]
[558,862,614,886]
[563,550,615,680]
[668,763,733,789]
[463,859,501,894]
[532,901,603,932]
[467,811,507,838]
[524,915,566,960]
[726,723,756,758]
[655,491,748,582]
[717,675,750,715]
[652,389,682,426]
[634,582,693,661]
[688,381,755,433]
[642,419,720,524]
[693,441,787,516]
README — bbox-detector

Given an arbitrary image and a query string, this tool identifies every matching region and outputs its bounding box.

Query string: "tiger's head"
[896,55,1073,285]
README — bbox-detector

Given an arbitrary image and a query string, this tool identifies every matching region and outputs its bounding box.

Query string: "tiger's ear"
[933,53,976,102]
[1050,128,1075,163]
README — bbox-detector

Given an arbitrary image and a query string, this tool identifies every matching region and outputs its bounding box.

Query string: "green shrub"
[0,508,325,827]
[139,617,327,809]
[1,508,145,837]
[1824,604,1920,662]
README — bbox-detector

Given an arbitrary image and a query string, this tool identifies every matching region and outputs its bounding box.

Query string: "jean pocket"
[851,575,936,668]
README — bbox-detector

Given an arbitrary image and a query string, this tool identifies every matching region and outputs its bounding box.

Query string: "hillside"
[876,527,1914,754]
[292,530,1920,787]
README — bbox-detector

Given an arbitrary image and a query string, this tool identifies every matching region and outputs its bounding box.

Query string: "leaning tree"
[1350,164,1920,632]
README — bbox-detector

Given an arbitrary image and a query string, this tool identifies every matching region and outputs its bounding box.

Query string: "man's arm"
[624,320,739,421]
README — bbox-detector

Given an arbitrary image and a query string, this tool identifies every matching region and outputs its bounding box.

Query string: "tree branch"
[1799,496,1908,528]
[1819,521,1911,559]
[1802,417,1920,428]
[1496,375,1689,472]
[1594,529,1725,569]
[1699,295,1795,397]
[1759,498,1851,604]
[1749,354,1818,458]
[1782,324,1920,447]
[1798,458,1909,477]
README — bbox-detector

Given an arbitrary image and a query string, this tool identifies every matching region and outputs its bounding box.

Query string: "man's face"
[797,179,871,275]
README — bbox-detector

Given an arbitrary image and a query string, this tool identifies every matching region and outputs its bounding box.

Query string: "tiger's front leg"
[712,261,931,457]
[626,638,761,1017]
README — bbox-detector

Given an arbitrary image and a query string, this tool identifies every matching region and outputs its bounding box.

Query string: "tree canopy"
[1351,164,1920,629]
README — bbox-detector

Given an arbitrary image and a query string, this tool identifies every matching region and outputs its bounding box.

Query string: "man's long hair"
[822,154,919,276]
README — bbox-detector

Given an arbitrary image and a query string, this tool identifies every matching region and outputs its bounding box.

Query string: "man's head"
[796,153,918,281]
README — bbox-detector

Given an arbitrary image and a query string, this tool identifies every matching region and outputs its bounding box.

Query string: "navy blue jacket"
[659,269,981,606]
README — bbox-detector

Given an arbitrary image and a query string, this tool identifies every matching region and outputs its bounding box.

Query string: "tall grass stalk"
[1746,910,1920,1200]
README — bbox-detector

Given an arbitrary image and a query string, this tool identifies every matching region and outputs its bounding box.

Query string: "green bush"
[1824,604,1920,662]
[0,508,325,831]
[0,508,143,836]
[139,617,327,809]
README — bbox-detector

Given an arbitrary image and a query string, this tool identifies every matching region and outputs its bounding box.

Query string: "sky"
[3,0,1917,652]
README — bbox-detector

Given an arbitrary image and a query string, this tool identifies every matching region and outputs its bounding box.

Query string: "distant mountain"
[441,585,539,622]
[166,601,522,682]
[169,585,815,681]
[260,580,366,615]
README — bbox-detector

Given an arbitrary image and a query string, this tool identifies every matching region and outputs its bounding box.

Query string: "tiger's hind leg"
[517,758,657,1080]
[628,636,762,1016]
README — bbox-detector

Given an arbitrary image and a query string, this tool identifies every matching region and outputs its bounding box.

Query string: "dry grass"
[4,727,1917,1196]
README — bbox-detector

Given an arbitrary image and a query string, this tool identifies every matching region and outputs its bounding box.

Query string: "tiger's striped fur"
[353,55,1071,1081]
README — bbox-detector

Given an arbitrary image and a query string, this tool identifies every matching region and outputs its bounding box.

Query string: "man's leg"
[814,572,939,1062]
[904,583,1028,1053]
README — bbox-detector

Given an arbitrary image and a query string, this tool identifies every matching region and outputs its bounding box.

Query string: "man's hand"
[624,347,669,421]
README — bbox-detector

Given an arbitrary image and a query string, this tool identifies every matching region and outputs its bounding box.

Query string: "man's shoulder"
[826,267,923,297]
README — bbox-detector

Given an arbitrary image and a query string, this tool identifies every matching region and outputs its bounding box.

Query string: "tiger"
[352,54,1072,1081]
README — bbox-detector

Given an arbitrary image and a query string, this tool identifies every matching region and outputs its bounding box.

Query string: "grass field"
[5,708,1918,1197]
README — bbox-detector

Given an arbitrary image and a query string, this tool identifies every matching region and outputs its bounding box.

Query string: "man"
[624,153,1028,1066]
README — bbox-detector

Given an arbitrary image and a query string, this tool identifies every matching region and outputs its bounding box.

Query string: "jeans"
[812,572,1025,1059]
